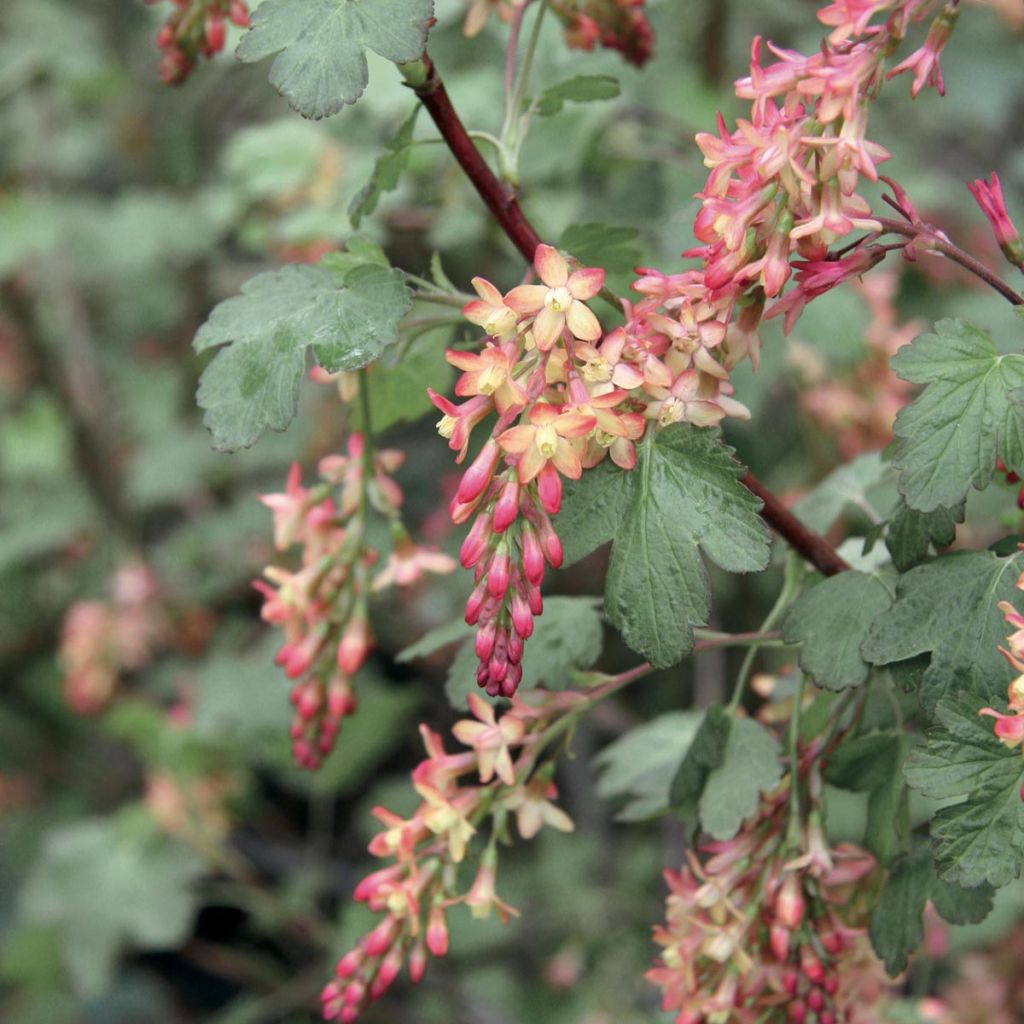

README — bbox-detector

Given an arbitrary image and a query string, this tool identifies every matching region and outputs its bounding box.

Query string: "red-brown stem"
[412,56,541,264]
[875,215,1024,307]
[742,472,850,576]
[412,53,849,578]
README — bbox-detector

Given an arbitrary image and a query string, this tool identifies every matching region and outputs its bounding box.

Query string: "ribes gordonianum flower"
[256,437,453,769]
[322,689,577,1022]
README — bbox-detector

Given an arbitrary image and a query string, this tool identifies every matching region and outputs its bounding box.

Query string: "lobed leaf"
[783,570,895,691]
[194,254,411,451]
[236,0,434,119]
[885,498,963,572]
[890,319,1024,512]
[904,695,1024,888]
[861,549,1024,710]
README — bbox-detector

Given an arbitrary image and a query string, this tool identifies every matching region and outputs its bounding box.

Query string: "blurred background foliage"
[2,1,1024,1022]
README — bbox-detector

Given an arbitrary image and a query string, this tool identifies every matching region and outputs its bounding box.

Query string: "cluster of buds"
[995,458,1024,511]
[461,0,653,66]
[431,243,649,696]
[58,563,167,715]
[626,0,959,404]
[792,270,920,457]
[557,0,654,67]
[147,0,249,85]
[255,437,454,769]
[322,690,577,1022]
[648,742,887,1024]
[980,562,1024,761]
[968,172,1024,273]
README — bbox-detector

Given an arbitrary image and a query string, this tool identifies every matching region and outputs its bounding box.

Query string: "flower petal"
[471,277,504,305]
[566,300,602,341]
[496,424,535,454]
[504,285,548,314]
[534,244,568,287]
[568,267,605,300]
[533,307,565,351]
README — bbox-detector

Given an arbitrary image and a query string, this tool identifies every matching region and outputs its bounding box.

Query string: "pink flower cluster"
[58,563,167,715]
[647,750,885,1024]
[147,0,249,84]
[322,690,577,1022]
[430,244,648,697]
[462,0,654,67]
[626,0,958,401]
[256,438,454,769]
[980,562,1024,759]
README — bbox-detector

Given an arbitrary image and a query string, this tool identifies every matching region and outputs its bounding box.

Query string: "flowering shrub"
[6,0,1024,1022]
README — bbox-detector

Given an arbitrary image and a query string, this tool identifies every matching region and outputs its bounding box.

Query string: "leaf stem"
[875,215,1024,307]
[727,558,803,713]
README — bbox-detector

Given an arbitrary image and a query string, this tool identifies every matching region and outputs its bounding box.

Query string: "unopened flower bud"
[492,478,521,533]
[427,905,449,956]
[460,512,493,568]
[337,613,371,675]
[487,551,511,599]
[457,440,501,505]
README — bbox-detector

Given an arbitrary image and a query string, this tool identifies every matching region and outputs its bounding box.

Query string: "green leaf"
[444,597,603,707]
[19,809,203,997]
[792,453,889,535]
[603,426,770,667]
[904,695,1024,888]
[825,730,910,865]
[669,704,731,820]
[890,319,1024,512]
[396,618,472,663]
[349,105,420,228]
[885,498,964,572]
[194,254,411,450]
[930,875,995,925]
[869,845,932,975]
[595,711,703,821]
[556,458,632,566]
[536,74,620,116]
[350,332,453,433]
[783,571,894,690]
[559,222,644,284]
[236,0,434,119]
[861,549,1024,710]
[698,716,782,840]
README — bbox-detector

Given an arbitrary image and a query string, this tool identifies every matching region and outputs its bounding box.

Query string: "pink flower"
[259,462,312,550]
[967,173,1024,270]
[462,276,519,341]
[887,3,959,98]
[979,706,1024,749]
[372,535,456,590]
[504,244,605,350]
[451,692,526,786]
[496,403,596,484]
[427,390,492,462]
[462,849,519,924]
[446,342,527,415]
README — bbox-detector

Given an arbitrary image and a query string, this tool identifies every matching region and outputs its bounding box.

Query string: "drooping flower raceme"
[256,437,454,769]
[647,743,887,1024]
[980,563,1024,756]
[321,689,578,1023]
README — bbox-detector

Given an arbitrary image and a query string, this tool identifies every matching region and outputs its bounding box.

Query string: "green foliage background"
[3,1,1024,1022]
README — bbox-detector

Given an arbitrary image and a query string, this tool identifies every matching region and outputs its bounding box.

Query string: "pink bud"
[427,905,449,957]
[457,440,501,505]
[536,463,562,515]
[800,948,825,985]
[296,685,321,720]
[204,10,226,51]
[487,552,511,599]
[510,590,535,638]
[820,1014,836,1024]
[364,917,397,958]
[520,523,545,586]
[342,980,365,1006]
[782,969,799,996]
[337,615,371,675]
[228,0,250,27]
[527,584,543,616]
[492,477,520,532]
[156,24,174,48]
[464,578,489,625]
[408,940,428,983]
[460,512,493,568]
[770,924,791,962]
[807,989,824,1013]
[788,1003,807,1024]
[776,873,805,930]
[506,630,524,663]
[823,975,839,996]
[370,946,402,998]
[501,662,522,696]
[475,620,497,662]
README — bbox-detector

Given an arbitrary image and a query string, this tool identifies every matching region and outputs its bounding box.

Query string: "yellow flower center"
[436,414,456,439]
[545,286,572,313]
[536,423,559,459]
